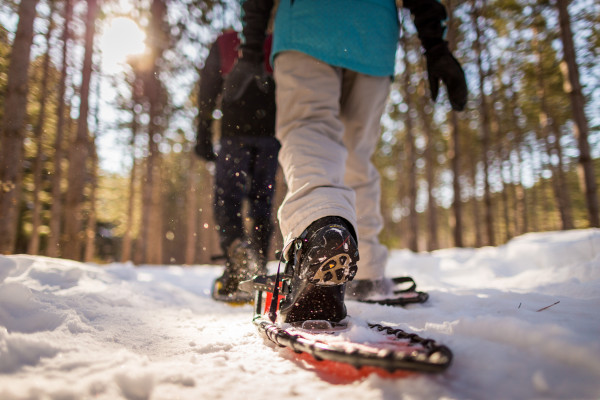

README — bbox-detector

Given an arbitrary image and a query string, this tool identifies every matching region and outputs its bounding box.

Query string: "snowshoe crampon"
[240,274,453,374]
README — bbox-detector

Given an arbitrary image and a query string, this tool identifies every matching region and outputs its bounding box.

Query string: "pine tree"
[0,0,40,253]
[28,1,57,255]
[63,0,99,260]
[555,0,599,227]
[47,0,73,258]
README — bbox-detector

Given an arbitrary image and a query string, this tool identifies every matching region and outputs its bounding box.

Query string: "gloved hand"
[222,51,267,104]
[425,42,467,111]
[195,119,217,161]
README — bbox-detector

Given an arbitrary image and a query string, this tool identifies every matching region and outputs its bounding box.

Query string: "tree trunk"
[141,145,163,264]
[544,128,574,230]
[121,107,139,263]
[134,159,147,266]
[84,140,98,262]
[63,0,97,260]
[396,153,408,249]
[500,165,511,242]
[84,72,103,263]
[47,0,72,258]
[62,0,96,259]
[446,0,463,248]
[143,89,164,265]
[542,135,572,230]
[184,151,198,265]
[490,75,511,242]
[470,157,483,247]
[140,158,150,263]
[139,0,169,264]
[556,0,599,227]
[507,71,529,235]
[416,72,439,251]
[528,143,540,232]
[509,142,528,236]
[0,0,40,254]
[449,113,463,247]
[28,1,56,255]
[534,30,574,230]
[406,118,419,253]
[514,167,528,235]
[399,37,418,252]
[197,162,219,264]
[145,106,165,264]
[537,140,560,231]
[471,0,495,246]
[120,153,137,263]
[497,142,512,242]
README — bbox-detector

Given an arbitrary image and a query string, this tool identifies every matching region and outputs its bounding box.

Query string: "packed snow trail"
[1,229,599,399]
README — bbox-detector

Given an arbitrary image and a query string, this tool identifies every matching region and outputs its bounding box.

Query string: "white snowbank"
[1,229,599,399]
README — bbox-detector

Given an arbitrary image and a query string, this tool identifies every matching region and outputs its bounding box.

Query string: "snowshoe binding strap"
[351,276,429,306]
[392,276,418,293]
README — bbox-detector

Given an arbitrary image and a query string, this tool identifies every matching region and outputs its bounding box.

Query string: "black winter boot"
[278,216,359,323]
[213,238,261,301]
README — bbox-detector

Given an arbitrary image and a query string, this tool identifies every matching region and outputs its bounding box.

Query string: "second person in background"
[195,29,280,302]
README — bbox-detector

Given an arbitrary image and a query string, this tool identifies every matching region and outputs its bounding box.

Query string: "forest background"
[0,0,598,265]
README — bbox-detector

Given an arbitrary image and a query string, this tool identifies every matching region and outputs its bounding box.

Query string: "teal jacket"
[272,0,399,77]
[239,0,447,77]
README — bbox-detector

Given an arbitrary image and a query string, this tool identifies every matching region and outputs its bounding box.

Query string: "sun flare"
[99,17,146,73]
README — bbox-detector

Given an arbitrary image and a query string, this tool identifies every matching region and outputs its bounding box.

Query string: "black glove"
[195,119,217,161]
[222,51,268,104]
[425,42,467,111]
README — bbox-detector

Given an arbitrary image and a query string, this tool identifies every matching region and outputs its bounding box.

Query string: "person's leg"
[246,136,280,264]
[214,137,251,254]
[273,51,359,323]
[339,70,391,281]
[213,138,261,298]
[274,51,356,246]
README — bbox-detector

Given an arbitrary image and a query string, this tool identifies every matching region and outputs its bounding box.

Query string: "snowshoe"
[239,274,452,374]
[347,276,429,306]
[238,217,451,374]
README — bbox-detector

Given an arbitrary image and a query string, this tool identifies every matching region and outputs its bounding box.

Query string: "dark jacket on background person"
[195,29,280,265]
[197,30,275,142]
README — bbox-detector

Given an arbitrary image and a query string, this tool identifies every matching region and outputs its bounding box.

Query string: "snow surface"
[1,229,600,400]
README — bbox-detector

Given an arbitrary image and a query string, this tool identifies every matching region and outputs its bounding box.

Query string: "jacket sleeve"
[402,0,448,50]
[197,41,223,139]
[239,0,274,61]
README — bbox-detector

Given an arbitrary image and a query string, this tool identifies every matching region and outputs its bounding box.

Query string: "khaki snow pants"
[274,51,390,280]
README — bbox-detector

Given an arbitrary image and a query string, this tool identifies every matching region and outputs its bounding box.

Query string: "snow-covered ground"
[1,229,599,400]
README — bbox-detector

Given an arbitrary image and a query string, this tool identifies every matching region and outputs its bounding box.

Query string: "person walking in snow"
[195,29,280,302]
[225,0,467,322]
